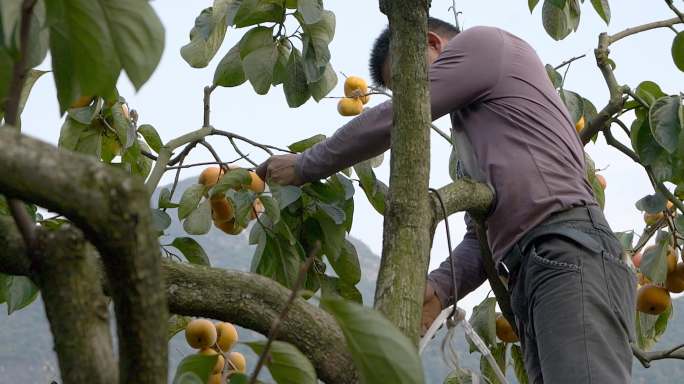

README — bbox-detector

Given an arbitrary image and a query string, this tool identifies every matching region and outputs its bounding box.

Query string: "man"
[257,17,636,383]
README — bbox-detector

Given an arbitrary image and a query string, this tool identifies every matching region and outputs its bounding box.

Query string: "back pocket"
[602,251,637,342]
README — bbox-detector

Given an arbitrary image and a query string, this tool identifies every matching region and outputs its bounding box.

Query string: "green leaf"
[288,134,326,153]
[271,39,292,86]
[467,297,497,353]
[254,232,302,288]
[233,0,284,28]
[321,297,425,384]
[542,0,570,41]
[354,161,387,215]
[259,195,280,224]
[673,32,684,72]
[319,275,362,303]
[545,64,562,88]
[649,95,682,154]
[511,344,529,384]
[171,237,211,266]
[316,209,345,262]
[283,47,311,107]
[228,373,251,384]
[209,168,252,196]
[635,81,667,107]
[178,184,206,220]
[46,0,121,112]
[180,7,228,68]
[172,354,217,384]
[183,199,212,235]
[636,305,672,350]
[270,184,302,209]
[167,314,192,340]
[6,275,39,315]
[561,90,584,124]
[0,273,8,304]
[327,239,361,285]
[138,124,163,153]
[157,188,176,210]
[229,189,256,228]
[122,139,153,178]
[444,368,477,384]
[641,236,670,284]
[297,0,323,24]
[67,104,99,125]
[631,115,668,167]
[582,97,598,122]
[246,340,317,384]
[549,0,566,7]
[590,0,610,24]
[309,63,337,102]
[16,69,47,120]
[635,193,667,213]
[57,118,103,157]
[100,0,165,89]
[25,2,49,70]
[0,48,12,113]
[529,0,541,12]
[317,202,345,225]
[112,102,135,150]
[614,231,634,252]
[298,10,335,83]
[213,44,246,87]
[239,26,277,95]
[151,208,171,232]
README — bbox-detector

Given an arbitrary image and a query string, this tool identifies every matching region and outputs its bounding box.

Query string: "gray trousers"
[507,206,637,383]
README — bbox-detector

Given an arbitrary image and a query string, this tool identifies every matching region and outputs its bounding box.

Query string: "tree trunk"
[0,130,167,383]
[374,0,433,344]
[33,225,118,384]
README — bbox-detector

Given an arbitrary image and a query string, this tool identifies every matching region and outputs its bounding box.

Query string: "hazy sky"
[23,1,683,312]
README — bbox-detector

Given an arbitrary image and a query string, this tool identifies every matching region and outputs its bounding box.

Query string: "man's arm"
[258,26,505,184]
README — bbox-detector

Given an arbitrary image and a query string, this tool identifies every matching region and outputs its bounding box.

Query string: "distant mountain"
[2,177,684,383]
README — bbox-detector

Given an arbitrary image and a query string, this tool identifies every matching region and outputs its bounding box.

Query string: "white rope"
[419,306,509,384]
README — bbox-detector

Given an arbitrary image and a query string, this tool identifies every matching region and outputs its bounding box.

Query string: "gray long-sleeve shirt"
[294,26,597,306]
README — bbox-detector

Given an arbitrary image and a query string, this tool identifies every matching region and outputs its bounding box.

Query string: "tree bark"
[0,216,358,384]
[374,0,433,343]
[0,130,167,383]
[32,225,118,384]
[164,260,358,384]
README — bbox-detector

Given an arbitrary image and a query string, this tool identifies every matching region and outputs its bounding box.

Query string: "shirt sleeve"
[296,26,505,182]
[427,213,487,308]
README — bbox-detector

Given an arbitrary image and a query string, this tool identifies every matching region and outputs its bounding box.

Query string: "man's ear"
[427,31,444,52]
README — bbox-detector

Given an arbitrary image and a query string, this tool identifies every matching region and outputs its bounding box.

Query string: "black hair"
[369,17,459,88]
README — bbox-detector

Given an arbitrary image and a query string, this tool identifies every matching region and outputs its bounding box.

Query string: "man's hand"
[421,281,443,337]
[255,154,304,186]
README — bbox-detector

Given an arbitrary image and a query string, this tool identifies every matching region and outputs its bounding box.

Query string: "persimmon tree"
[0,0,683,384]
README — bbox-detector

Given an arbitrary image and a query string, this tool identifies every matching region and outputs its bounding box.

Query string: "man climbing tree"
[257,17,636,383]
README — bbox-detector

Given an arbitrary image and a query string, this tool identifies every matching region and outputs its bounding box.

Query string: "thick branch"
[0,219,358,383]
[0,131,167,383]
[375,0,433,343]
[165,261,359,383]
[429,179,493,230]
[33,225,118,384]
[609,17,682,45]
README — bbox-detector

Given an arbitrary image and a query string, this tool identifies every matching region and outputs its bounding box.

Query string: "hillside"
[2,178,683,383]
